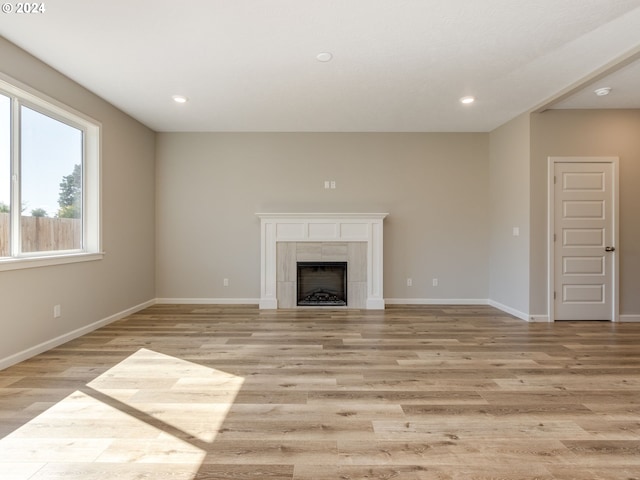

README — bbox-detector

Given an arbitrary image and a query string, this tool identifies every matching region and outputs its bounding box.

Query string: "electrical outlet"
[407,278,412,287]
[330,180,336,189]
[432,278,439,287]
[53,305,61,318]
[223,278,229,287]
[324,180,330,189]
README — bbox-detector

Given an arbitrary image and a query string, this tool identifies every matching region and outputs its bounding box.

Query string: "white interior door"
[553,161,616,321]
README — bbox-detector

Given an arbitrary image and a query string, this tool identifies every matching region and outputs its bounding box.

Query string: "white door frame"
[547,156,620,322]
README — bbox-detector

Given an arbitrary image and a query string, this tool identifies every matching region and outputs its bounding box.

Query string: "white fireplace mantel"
[256,213,388,309]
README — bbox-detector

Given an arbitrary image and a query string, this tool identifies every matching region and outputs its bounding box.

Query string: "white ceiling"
[548,55,640,109]
[1,0,640,132]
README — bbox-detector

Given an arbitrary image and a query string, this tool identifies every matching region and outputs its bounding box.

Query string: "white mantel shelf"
[256,213,388,310]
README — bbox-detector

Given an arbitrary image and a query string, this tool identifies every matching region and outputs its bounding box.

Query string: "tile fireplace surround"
[256,213,388,309]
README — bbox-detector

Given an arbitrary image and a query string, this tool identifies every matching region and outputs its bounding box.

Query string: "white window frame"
[0,72,102,271]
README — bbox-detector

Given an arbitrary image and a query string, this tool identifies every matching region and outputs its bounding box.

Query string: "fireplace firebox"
[297,262,347,306]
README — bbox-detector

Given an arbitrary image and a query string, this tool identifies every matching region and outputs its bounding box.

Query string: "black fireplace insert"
[297,262,347,306]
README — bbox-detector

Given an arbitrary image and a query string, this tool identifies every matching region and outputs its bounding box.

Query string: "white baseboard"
[385,298,489,306]
[0,298,156,371]
[156,298,260,305]
[488,300,533,321]
[527,314,550,322]
[620,314,640,322]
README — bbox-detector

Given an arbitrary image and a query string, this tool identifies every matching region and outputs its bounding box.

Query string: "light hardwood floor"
[1,304,640,479]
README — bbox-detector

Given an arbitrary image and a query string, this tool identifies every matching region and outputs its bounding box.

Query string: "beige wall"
[156,133,490,301]
[489,113,530,316]
[530,109,640,317]
[0,38,156,364]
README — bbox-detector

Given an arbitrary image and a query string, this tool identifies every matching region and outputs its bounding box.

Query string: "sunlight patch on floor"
[0,348,244,480]
[88,348,245,442]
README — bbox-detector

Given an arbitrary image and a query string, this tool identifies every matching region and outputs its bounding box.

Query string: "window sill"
[0,252,105,272]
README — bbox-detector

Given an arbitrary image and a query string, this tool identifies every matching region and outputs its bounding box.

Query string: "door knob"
[605,246,616,252]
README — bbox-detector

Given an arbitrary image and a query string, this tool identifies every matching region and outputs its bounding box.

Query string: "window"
[0,74,101,270]
[0,94,9,256]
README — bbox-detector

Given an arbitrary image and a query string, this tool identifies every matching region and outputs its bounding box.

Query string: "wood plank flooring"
[1,304,640,479]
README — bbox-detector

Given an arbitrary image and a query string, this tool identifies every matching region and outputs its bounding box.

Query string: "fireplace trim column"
[256,213,388,310]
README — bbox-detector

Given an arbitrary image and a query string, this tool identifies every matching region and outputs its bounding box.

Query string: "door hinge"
[554,175,557,184]
[553,233,556,242]
[554,291,557,300]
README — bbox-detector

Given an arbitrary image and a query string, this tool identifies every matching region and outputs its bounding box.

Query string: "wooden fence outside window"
[0,213,82,256]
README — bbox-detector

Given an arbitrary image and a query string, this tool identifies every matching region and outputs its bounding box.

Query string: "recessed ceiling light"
[172,95,189,104]
[594,87,612,96]
[460,96,475,104]
[316,52,333,62]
